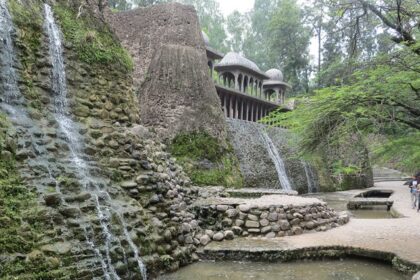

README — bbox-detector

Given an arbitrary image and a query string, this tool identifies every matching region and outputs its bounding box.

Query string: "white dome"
[216,52,262,73]
[266,69,284,82]
[201,31,210,46]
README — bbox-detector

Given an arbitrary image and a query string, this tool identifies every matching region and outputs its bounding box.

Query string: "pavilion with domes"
[202,31,291,122]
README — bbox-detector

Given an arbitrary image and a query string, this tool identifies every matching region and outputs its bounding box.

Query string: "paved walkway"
[204,181,420,268]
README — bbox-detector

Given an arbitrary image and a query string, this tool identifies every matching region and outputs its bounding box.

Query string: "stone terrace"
[202,181,420,274]
[192,194,349,243]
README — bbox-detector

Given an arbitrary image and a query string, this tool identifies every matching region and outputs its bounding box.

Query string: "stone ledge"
[199,245,420,274]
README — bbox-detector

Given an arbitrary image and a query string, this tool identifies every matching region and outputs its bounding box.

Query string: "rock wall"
[226,119,314,193]
[107,3,227,143]
[0,1,220,278]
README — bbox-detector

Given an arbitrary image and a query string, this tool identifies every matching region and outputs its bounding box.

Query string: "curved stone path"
[203,181,420,271]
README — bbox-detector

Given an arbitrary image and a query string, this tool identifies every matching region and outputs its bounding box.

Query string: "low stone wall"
[192,195,349,243]
[199,245,420,274]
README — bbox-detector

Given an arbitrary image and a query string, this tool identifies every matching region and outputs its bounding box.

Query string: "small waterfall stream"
[303,162,319,193]
[0,0,19,104]
[0,1,147,278]
[43,4,147,279]
[259,128,292,191]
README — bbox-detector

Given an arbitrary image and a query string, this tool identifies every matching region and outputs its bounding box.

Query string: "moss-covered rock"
[169,132,243,188]
[0,114,76,279]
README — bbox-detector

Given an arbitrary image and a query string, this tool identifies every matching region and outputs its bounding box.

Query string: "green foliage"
[8,0,44,110]
[171,132,224,162]
[188,157,243,187]
[54,4,133,71]
[8,0,43,66]
[373,133,420,175]
[269,0,311,95]
[170,132,243,187]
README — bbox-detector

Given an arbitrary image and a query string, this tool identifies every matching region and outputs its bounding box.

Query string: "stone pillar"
[244,101,247,121]
[239,99,245,120]
[282,90,286,104]
[234,73,240,91]
[256,104,260,121]
[229,96,234,118]
[235,97,239,119]
[223,94,227,118]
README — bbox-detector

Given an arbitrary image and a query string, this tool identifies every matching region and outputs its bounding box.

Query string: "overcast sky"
[217,0,254,16]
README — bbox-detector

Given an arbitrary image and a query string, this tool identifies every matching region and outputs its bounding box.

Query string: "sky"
[217,0,254,16]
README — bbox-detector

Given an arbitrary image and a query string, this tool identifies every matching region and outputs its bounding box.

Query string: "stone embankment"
[202,182,420,278]
[192,195,349,243]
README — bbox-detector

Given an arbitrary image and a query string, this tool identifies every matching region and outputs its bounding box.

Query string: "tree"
[327,0,420,54]
[269,0,311,95]
[226,11,247,52]
[242,0,279,69]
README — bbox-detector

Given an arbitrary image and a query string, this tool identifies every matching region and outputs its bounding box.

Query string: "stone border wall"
[193,202,349,244]
[199,245,420,275]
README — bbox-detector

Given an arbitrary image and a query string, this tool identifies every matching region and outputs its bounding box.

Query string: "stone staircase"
[373,167,410,182]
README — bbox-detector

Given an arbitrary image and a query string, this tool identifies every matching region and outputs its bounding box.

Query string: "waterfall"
[259,128,292,191]
[43,4,147,279]
[0,0,19,104]
[303,161,319,193]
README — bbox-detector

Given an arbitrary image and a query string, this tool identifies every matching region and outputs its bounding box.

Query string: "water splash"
[259,128,292,191]
[43,4,147,279]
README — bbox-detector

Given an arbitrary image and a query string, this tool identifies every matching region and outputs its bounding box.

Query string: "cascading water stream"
[303,161,318,193]
[43,4,147,279]
[259,128,292,191]
[0,0,19,104]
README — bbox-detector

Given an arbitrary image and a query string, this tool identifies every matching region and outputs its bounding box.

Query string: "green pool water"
[159,259,410,280]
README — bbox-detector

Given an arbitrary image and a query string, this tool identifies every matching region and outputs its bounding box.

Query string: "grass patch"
[170,132,243,188]
[53,3,133,72]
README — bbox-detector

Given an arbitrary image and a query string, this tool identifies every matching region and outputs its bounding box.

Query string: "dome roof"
[216,52,262,74]
[265,69,284,82]
[201,31,210,46]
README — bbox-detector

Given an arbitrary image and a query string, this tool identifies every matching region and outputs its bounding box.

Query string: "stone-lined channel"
[304,192,396,219]
[159,259,410,280]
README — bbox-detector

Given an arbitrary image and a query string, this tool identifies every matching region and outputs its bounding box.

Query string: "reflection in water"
[159,260,410,280]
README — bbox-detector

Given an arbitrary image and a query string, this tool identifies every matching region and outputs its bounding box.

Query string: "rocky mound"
[107,3,227,142]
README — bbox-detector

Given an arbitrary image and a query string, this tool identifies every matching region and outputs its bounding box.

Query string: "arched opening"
[221,72,235,89]
[254,80,258,97]
[208,60,213,78]
[264,89,275,101]
[249,77,254,95]
[244,76,249,94]
[238,74,243,92]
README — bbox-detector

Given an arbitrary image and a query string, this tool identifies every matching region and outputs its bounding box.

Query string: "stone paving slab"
[193,194,325,208]
[227,188,298,197]
[204,181,420,269]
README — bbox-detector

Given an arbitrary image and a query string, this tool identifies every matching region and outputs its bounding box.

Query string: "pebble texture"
[204,182,420,274]
[193,195,349,240]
